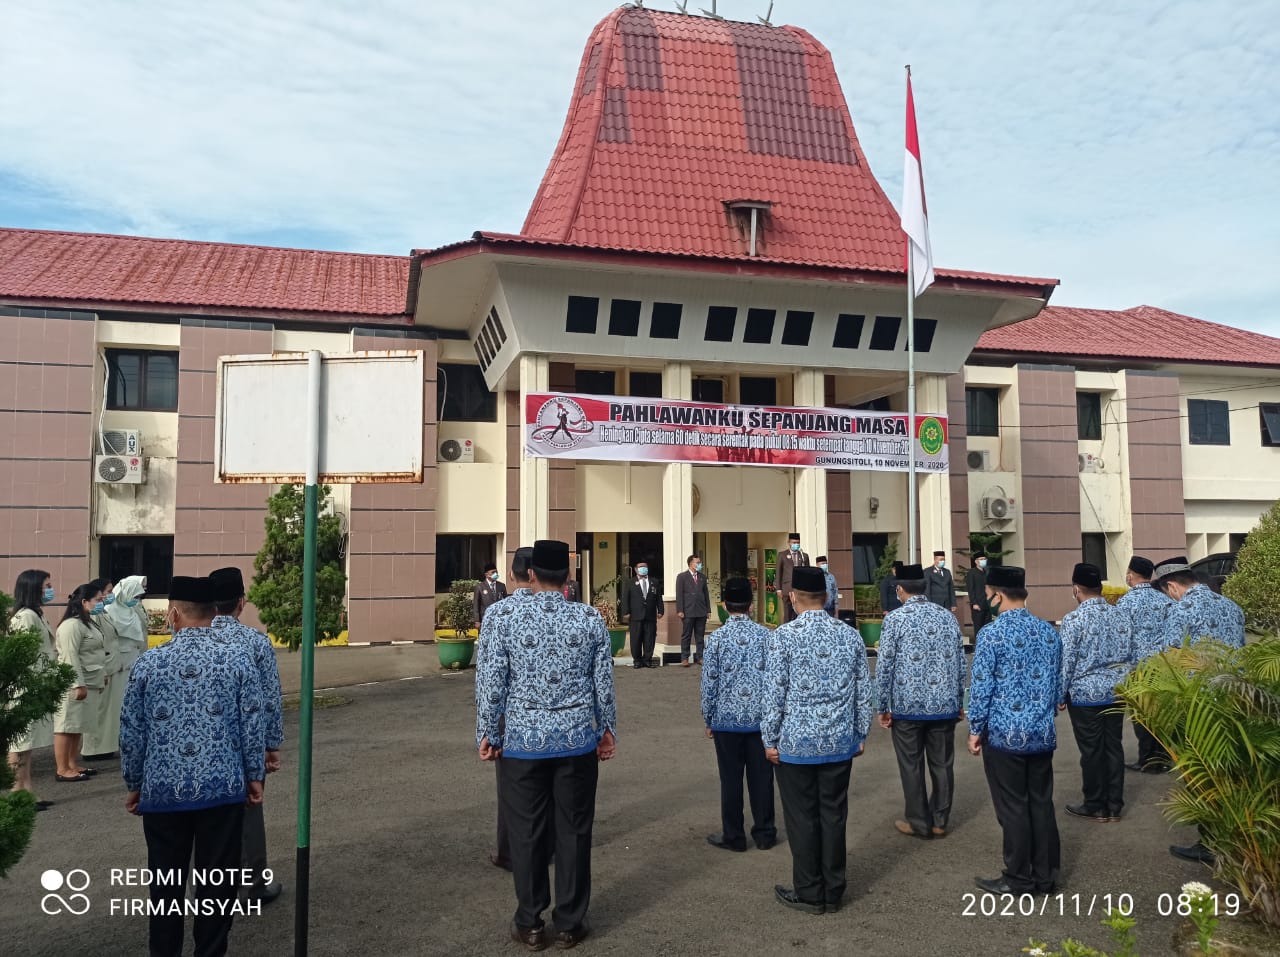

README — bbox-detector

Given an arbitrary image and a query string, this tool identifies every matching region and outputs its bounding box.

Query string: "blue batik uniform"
[212,615,284,751]
[1117,583,1173,660]
[1166,584,1246,649]
[1058,598,1134,707]
[875,595,966,720]
[822,571,839,616]
[701,615,769,732]
[475,590,616,759]
[967,609,1061,754]
[120,627,265,813]
[762,610,873,764]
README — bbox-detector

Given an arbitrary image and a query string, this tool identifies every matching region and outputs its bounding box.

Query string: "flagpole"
[906,64,918,566]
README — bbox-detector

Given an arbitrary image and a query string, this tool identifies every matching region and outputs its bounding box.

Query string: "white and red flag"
[902,73,935,298]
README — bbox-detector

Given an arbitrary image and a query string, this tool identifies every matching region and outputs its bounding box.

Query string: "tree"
[0,591,75,878]
[247,484,348,650]
[1224,501,1280,634]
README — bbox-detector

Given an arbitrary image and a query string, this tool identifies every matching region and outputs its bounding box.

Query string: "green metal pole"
[295,351,321,957]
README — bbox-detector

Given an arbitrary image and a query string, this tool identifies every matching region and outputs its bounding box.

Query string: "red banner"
[523,393,948,473]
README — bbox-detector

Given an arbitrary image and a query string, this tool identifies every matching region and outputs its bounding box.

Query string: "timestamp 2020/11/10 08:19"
[960,891,1242,919]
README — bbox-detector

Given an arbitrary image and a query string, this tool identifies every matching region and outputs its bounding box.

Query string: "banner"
[524,392,948,473]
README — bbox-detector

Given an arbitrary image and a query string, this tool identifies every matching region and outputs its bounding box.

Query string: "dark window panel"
[650,301,683,339]
[629,371,663,397]
[906,317,937,353]
[854,396,892,412]
[1077,392,1103,441]
[743,308,776,344]
[575,370,616,396]
[739,376,777,406]
[1081,533,1108,580]
[1188,398,1230,445]
[435,534,498,593]
[781,310,814,347]
[105,349,179,411]
[966,387,1000,437]
[704,306,737,343]
[565,295,600,334]
[833,313,865,349]
[438,363,497,422]
[100,536,174,596]
[693,378,724,403]
[852,533,889,583]
[869,316,901,351]
[1262,403,1280,447]
[608,299,642,337]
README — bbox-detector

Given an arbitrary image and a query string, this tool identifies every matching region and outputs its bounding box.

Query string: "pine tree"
[1224,501,1280,635]
[0,591,75,877]
[247,484,348,650]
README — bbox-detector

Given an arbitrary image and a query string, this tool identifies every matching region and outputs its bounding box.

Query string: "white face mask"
[819,563,828,571]
[936,559,946,569]
[637,567,648,577]
[976,559,987,569]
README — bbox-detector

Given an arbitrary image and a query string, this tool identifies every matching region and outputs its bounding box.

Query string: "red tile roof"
[976,304,1280,368]
[518,6,1054,292]
[0,228,411,320]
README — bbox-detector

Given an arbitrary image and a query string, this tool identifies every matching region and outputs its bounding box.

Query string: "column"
[793,369,828,559]
[916,374,953,564]
[518,354,550,546]
[661,362,692,650]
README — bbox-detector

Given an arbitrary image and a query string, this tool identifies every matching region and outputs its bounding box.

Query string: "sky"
[2,0,1277,334]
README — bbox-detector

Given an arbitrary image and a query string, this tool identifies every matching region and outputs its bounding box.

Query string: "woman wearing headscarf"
[53,582,112,781]
[83,576,147,760]
[7,569,59,809]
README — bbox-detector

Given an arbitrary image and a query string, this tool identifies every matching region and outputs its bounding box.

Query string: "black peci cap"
[791,567,826,592]
[169,575,215,604]
[896,564,925,581]
[208,567,245,603]
[722,577,753,604]
[986,566,1026,590]
[1127,556,1155,578]
[1072,563,1103,590]
[531,540,571,573]
[511,547,534,578]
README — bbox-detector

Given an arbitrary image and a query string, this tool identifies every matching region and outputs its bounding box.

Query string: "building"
[2,7,1277,637]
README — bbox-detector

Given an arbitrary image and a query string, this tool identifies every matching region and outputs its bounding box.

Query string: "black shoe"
[1065,804,1110,822]
[553,925,589,950]
[975,876,1013,894]
[1142,763,1172,774]
[510,921,549,952]
[707,833,747,852]
[774,885,824,915]
[489,852,513,871]
[1107,809,1123,823]
[825,899,842,914]
[755,837,777,850]
[1170,842,1216,865]
[646,659,658,668]
[632,662,643,668]
[1124,761,1144,772]
[244,881,283,903]
[73,767,98,776]
[55,772,91,783]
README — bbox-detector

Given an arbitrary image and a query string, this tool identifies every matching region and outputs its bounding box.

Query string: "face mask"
[103,594,115,606]
[489,571,499,581]
[125,598,140,607]
[42,586,56,604]
[91,601,105,615]
[936,560,946,569]
[695,562,703,573]
[819,563,829,572]
[637,567,648,577]
[790,543,800,552]
[976,560,987,569]
[988,595,1002,618]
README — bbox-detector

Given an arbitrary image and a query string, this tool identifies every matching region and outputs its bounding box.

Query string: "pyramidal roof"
[521,6,906,272]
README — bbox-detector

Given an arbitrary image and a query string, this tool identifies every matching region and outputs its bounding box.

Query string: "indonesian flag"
[902,74,934,298]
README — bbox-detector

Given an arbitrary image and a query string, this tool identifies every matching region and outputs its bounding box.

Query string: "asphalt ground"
[3,647,1247,957]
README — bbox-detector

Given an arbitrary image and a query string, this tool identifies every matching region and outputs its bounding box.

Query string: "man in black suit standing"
[474,562,508,626]
[924,550,957,615]
[776,533,810,623]
[675,555,711,667]
[619,559,663,669]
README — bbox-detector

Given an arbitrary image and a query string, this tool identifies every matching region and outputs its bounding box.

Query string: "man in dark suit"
[675,555,711,667]
[474,562,507,626]
[619,559,663,669]
[966,555,991,634]
[924,550,957,615]
[880,561,905,616]
[776,533,810,622]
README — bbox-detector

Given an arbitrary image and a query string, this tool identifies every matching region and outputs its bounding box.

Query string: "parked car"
[1190,552,1237,594]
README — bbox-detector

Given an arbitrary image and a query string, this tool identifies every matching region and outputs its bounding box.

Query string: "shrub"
[247,484,348,650]
[1224,501,1280,634]
[439,580,481,636]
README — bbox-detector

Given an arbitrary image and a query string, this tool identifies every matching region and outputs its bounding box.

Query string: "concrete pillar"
[793,369,828,559]
[661,362,693,604]
[917,374,953,564]
[519,354,550,545]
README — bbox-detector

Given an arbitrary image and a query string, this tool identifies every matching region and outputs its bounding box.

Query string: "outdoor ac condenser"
[95,455,146,485]
[439,438,475,463]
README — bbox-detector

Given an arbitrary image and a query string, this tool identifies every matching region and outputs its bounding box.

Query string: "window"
[608,299,641,337]
[1077,392,1102,441]
[853,533,889,583]
[438,364,497,422]
[106,349,178,411]
[906,317,937,353]
[100,536,173,596]
[565,296,599,334]
[629,371,663,397]
[693,378,724,403]
[739,376,777,406]
[855,396,892,412]
[833,313,864,350]
[966,387,1000,437]
[1188,398,1230,445]
[1260,403,1280,447]
[781,310,814,347]
[743,308,776,344]
[704,306,737,342]
[650,302,682,339]
[1081,533,1108,580]
[869,316,901,351]
[574,370,615,395]
[435,535,498,593]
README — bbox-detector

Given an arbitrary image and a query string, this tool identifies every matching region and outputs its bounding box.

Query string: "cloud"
[1,0,1277,334]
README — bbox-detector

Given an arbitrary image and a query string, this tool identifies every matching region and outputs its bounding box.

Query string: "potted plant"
[435,578,480,669]
[591,576,627,657]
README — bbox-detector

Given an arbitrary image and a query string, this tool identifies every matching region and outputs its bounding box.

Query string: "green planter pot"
[608,628,627,657]
[435,633,476,670]
[858,620,883,647]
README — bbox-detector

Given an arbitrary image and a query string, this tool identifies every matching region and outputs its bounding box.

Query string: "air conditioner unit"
[102,429,143,456]
[967,449,992,471]
[981,495,1016,521]
[1078,453,1104,473]
[439,438,475,463]
[96,454,146,485]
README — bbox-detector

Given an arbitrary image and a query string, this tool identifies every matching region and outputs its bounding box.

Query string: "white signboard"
[215,351,425,483]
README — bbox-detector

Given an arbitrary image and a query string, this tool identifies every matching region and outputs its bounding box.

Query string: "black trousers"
[142,803,245,957]
[1068,705,1125,815]
[494,757,511,863]
[981,748,1060,893]
[1133,719,1170,769]
[890,719,957,834]
[971,608,991,633]
[782,598,797,623]
[713,730,776,847]
[630,617,658,664]
[500,753,598,933]
[775,759,853,907]
[680,616,707,661]
[241,802,270,892]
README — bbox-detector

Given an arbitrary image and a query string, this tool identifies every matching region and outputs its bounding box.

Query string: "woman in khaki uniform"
[53,582,111,782]
[83,576,147,760]
[7,569,59,809]
[81,577,124,759]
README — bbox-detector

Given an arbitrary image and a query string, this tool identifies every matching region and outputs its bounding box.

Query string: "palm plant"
[1117,638,1280,928]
